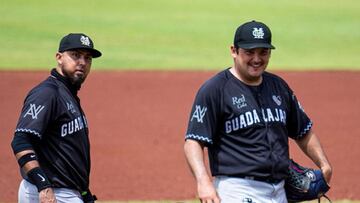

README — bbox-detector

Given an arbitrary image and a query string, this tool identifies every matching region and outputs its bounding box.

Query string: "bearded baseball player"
[184,20,332,203]
[11,33,101,203]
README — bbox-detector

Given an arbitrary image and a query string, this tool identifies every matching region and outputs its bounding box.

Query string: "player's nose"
[252,53,262,63]
[77,56,88,65]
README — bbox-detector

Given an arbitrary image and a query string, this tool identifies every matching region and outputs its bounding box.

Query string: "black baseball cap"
[58,33,102,58]
[234,20,275,49]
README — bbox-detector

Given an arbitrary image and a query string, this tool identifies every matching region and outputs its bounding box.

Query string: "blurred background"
[1,0,359,70]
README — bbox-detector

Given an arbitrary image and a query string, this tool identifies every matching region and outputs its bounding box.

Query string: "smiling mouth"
[250,65,261,70]
[250,62,264,68]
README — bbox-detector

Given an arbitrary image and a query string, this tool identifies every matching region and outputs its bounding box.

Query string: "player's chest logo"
[191,105,207,123]
[66,102,77,114]
[272,95,282,106]
[232,95,247,109]
[23,103,45,119]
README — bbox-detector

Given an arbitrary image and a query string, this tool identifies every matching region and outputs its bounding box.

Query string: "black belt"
[231,175,283,184]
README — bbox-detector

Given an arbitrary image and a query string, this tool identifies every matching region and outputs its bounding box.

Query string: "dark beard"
[70,74,85,86]
[63,71,86,89]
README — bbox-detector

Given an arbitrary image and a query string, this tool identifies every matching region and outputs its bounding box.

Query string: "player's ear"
[56,52,63,65]
[230,45,238,58]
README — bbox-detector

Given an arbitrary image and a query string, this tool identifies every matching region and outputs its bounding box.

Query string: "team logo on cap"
[252,28,264,39]
[80,35,91,46]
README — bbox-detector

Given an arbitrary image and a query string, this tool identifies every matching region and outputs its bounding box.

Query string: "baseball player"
[184,20,332,203]
[11,33,101,203]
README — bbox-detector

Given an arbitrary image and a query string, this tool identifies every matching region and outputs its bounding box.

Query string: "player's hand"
[321,164,333,186]
[39,187,57,203]
[197,180,220,203]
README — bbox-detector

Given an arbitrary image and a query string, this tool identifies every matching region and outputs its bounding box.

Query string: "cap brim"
[238,43,275,50]
[60,47,102,58]
[88,49,102,58]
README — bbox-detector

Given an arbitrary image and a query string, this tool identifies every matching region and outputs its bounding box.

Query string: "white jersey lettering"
[266,108,274,122]
[225,108,287,133]
[61,116,86,137]
[239,114,247,128]
[253,109,261,123]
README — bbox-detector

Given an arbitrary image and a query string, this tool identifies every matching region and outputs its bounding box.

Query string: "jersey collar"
[51,68,80,96]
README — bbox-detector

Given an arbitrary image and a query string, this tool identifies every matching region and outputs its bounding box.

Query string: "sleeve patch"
[190,105,207,123]
[23,104,45,120]
[185,134,213,144]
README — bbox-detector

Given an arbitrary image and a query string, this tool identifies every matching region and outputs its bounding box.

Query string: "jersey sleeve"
[185,82,222,146]
[287,91,312,140]
[15,85,57,139]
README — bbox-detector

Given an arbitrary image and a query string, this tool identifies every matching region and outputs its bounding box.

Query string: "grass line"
[1,0,360,70]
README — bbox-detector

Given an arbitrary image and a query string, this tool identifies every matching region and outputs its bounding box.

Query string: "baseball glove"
[285,159,331,203]
[81,189,97,203]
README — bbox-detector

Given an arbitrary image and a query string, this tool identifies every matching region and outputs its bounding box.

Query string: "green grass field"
[1,0,359,70]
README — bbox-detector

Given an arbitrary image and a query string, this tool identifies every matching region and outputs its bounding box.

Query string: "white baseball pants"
[18,179,83,203]
[214,176,288,203]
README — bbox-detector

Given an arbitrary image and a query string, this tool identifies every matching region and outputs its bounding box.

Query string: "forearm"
[296,129,332,183]
[12,134,52,192]
[295,129,331,168]
[184,139,220,202]
[15,150,40,173]
[12,132,41,172]
[184,139,212,183]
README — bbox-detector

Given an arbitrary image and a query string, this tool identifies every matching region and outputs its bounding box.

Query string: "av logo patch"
[23,104,45,119]
[292,94,306,112]
[298,101,305,112]
[191,105,207,123]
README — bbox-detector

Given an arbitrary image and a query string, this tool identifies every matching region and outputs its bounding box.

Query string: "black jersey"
[185,68,312,180]
[14,69,91,192]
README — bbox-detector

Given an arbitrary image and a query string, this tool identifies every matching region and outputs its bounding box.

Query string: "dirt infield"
[1,70,359,202]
